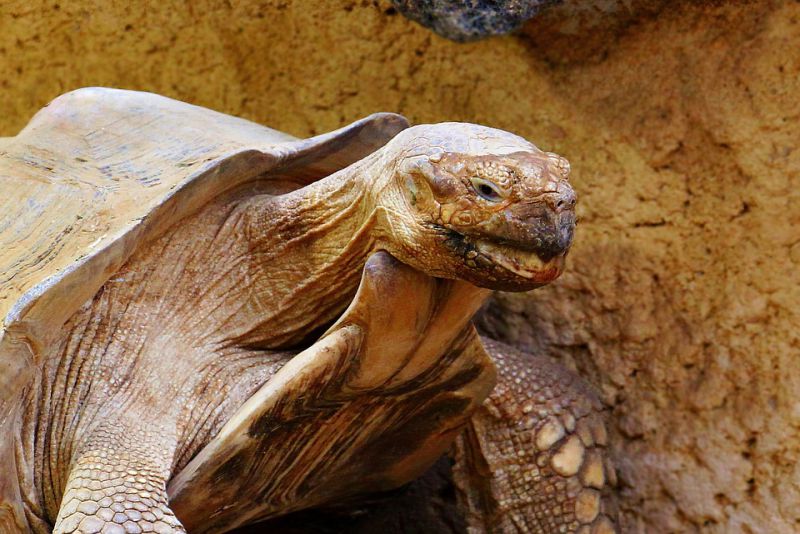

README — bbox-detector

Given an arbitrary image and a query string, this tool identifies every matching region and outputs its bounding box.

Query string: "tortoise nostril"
[551,189,576,213]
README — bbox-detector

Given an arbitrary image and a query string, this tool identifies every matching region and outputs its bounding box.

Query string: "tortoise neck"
[217,154,390,349]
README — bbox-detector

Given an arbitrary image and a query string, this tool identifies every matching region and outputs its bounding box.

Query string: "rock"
[391,0,561,41]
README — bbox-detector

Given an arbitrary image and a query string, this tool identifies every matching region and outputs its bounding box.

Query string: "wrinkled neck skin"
[214,152,397,349]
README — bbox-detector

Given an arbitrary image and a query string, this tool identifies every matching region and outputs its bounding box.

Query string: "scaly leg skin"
[53,418,185,534]
[453,338,617,534]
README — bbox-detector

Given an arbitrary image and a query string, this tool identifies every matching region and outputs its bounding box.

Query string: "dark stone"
[392,0,562,42]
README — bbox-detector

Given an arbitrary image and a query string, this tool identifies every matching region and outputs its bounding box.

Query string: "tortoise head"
[373,123,576,291]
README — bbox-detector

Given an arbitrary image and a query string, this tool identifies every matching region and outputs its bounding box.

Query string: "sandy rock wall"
[2,1,798,532]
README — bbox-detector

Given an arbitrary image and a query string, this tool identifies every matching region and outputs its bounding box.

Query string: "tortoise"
[0,88,615,534]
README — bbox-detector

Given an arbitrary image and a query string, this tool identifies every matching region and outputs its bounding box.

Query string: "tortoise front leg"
[167,252,495,533]
[53,416,185,534]
[452,338,617,534]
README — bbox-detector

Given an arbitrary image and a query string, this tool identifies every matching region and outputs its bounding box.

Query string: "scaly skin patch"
[453,339,618,534]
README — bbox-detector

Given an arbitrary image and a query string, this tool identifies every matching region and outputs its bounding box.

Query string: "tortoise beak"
[532,188,576,262]
[522,181,577,262]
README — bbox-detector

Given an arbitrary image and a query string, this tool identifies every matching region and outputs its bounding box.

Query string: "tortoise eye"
[471,177,503,202]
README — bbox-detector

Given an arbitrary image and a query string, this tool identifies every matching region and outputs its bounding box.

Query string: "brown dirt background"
[2,0,798,532]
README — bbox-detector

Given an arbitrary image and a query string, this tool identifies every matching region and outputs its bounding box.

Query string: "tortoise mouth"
[472,237,565,281]
[438,226,566,288]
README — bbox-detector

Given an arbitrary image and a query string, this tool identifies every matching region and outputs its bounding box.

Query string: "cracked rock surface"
[2,1,798,532]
